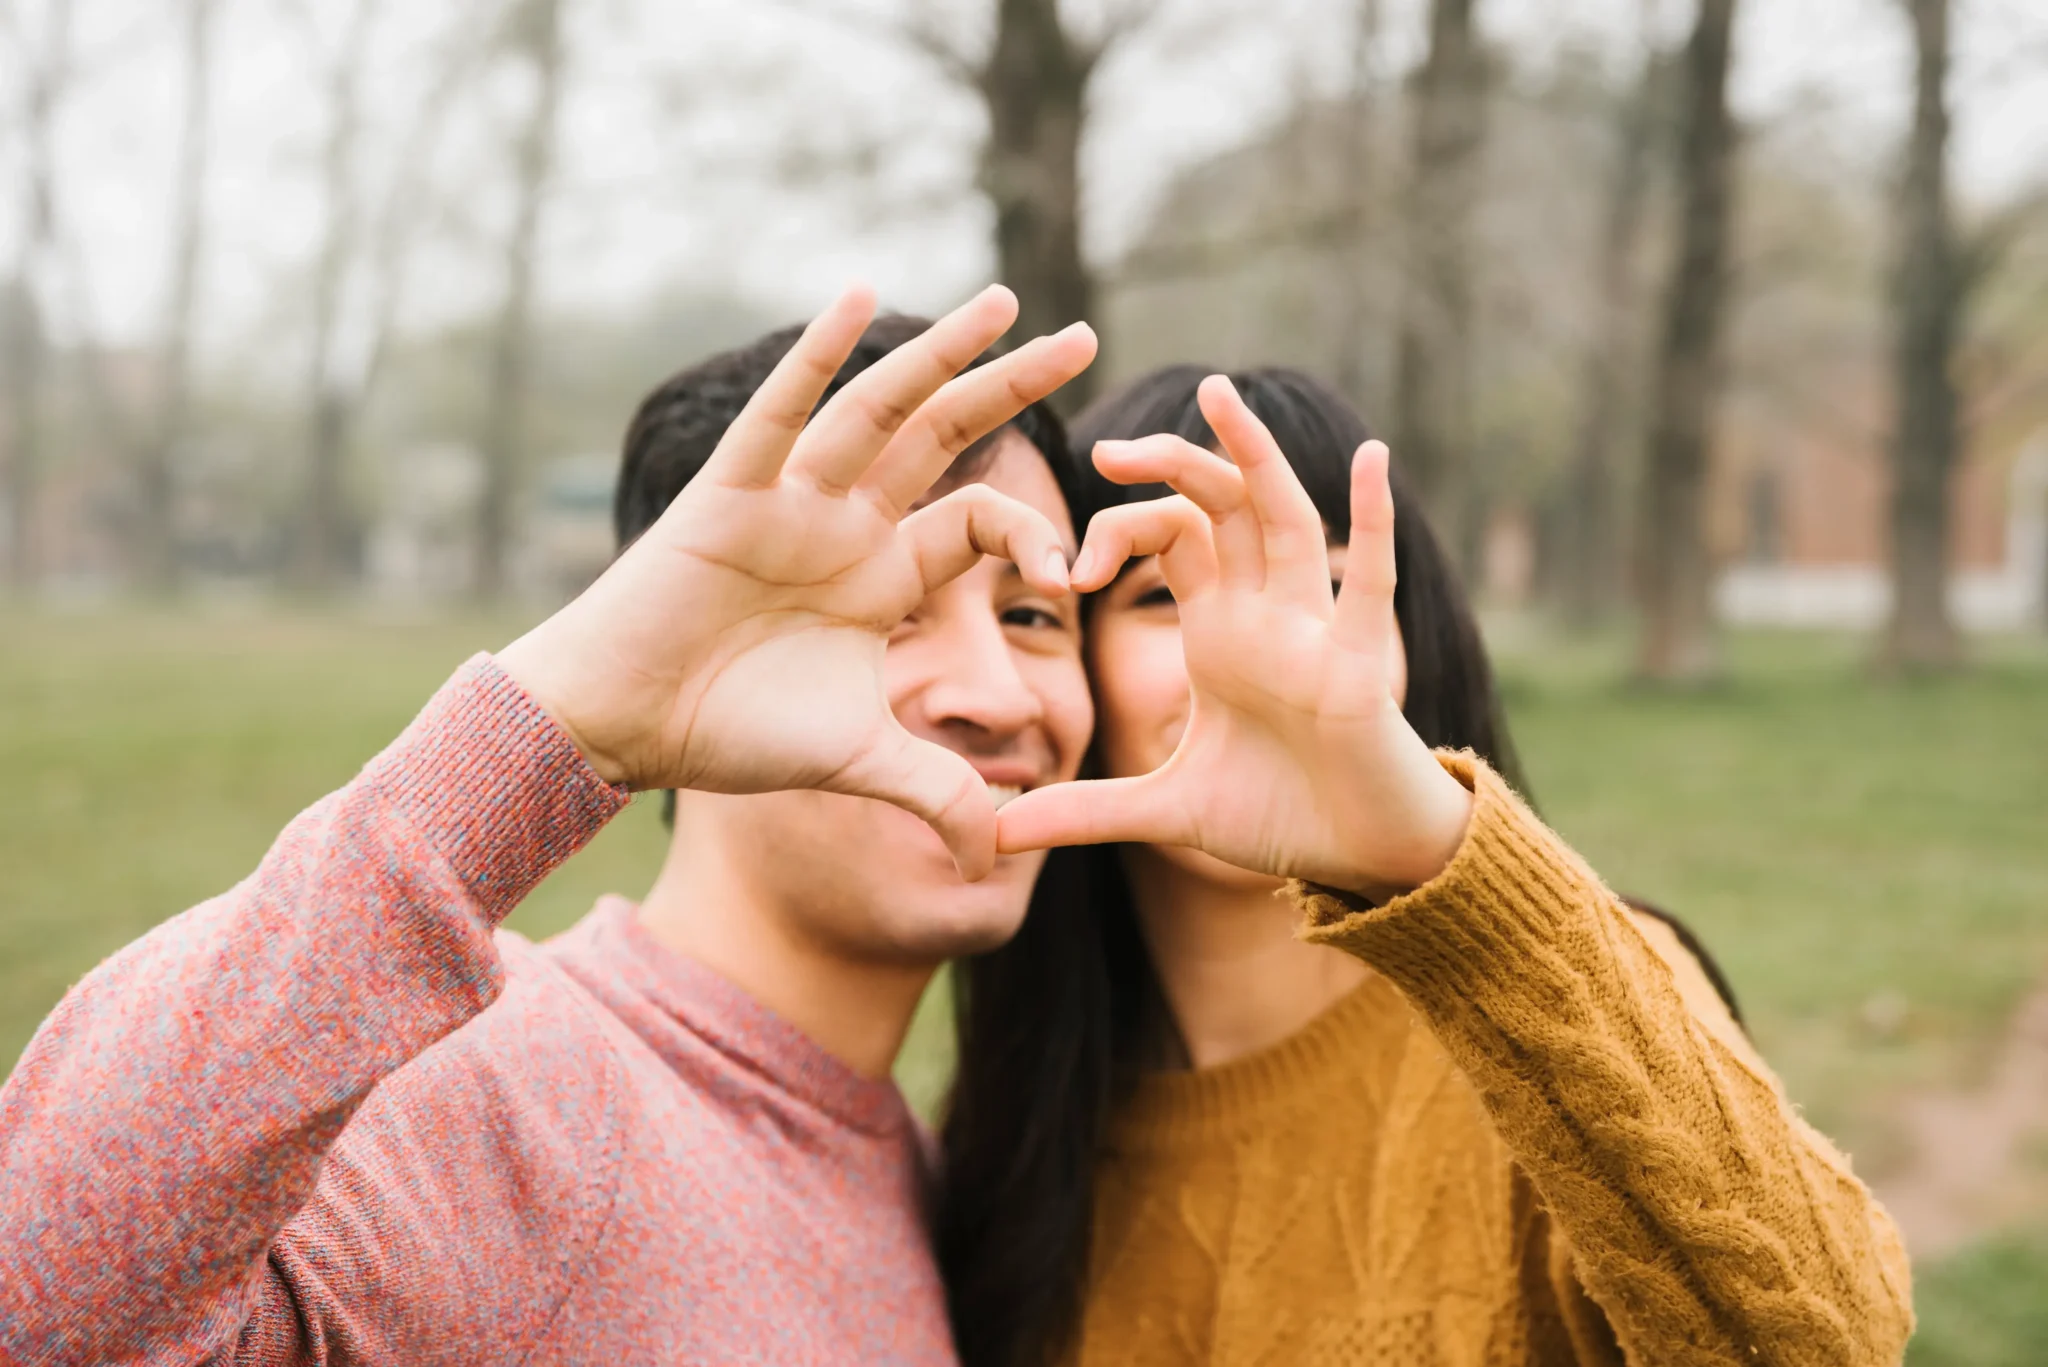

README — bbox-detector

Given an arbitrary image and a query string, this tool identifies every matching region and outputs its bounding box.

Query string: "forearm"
[1293,754,1913,1367]
[0,656,627,1366]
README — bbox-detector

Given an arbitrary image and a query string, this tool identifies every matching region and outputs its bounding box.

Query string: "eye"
[1135,584,1176,609]
[1002,604,1066,630]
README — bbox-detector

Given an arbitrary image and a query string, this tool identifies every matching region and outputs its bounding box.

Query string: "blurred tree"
[278,1,480,593]
[1393,0,1489,571]
[2,0,72,592]
[134,0,219,594]
[1883,0,1961,670]
[979,0,1094,400]
[1332,0,1386,408]
[1558,6,1663,632]
[1637,0,1737,684]
[290,0,386,593]
[476,0,566,600]
[886,0,1156,409]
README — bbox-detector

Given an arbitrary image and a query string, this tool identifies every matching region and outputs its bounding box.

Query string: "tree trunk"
[1393,0,1487,573]
[293,0,382,592]
[475,0,565,601]
[1560,14,1660,632]
[978,0,1095,409]
[1333,0,1385,409]
[3,0,72,593]
[1882,0,1961,670]
[1635,0,1737,684]
[135,0,217,594]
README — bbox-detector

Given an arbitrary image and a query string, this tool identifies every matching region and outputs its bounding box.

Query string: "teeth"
[987,783,1023,809]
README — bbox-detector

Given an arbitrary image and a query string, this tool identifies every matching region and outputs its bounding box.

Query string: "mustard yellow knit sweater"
[1072,754,1914,1367]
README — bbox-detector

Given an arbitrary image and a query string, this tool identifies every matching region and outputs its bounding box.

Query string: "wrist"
[493,631,634,787]
[1401,753,1476,891]
[1329,749,1476,903]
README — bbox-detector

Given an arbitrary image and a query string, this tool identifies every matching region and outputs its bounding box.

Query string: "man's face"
[674,431,1092,964]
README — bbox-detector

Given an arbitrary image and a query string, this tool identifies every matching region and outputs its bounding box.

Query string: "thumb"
[996,774,1181,855]
[828,722,1000,881]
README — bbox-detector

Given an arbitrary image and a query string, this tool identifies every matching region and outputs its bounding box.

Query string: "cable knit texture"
[0,656,957,1367]
[1072,752,1913,1367]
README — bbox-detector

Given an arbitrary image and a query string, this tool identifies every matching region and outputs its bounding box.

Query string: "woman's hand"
[996,375,1473,901]
[498,284,1096,881]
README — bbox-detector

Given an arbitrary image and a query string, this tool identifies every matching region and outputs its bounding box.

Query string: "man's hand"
[497,284,1097,880]
[995,376,1473,901]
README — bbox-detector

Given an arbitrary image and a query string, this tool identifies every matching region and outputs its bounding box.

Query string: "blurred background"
[2,0,2046,1358]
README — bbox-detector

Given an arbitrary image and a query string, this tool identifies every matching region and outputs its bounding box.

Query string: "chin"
[844,803,1048,964]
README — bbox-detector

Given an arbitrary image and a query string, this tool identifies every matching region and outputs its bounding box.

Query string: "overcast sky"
[4,0,2045,364]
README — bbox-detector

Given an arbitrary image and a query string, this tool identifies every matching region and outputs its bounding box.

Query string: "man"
[0,285,1098,1365]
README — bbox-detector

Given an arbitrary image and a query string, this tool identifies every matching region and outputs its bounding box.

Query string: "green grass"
[3,605,2046,1355]
[1490,628,2048,1159]
[1904,1229,2048,1366]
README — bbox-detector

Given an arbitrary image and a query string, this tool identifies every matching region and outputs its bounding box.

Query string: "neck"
[636,823,932,1080]
[1124,844,1369,1072]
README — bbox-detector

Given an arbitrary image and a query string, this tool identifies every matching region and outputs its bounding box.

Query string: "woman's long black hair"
[933,366,1531,1367]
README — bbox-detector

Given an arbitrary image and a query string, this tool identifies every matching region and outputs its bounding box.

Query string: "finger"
[860,322,1098,517]
[996,773,1182,854]
[1090,435,1265,588]
[787,284,1019,494]
[1067,496,1219,599]
[832,724,1000,881]
[700,285,877,489]
[1197,374,1331,603]
[897,484,1074,600]
[1090,434,1245,513]
[1331,441,1399,654]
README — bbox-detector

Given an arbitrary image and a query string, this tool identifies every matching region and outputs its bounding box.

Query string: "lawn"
[3,604,2046,1360]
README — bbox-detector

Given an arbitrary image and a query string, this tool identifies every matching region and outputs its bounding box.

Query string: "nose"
[914,605,1045,744]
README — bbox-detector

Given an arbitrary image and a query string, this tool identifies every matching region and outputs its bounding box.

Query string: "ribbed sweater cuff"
[1292,751,1624,1030]
[358,653,632,925]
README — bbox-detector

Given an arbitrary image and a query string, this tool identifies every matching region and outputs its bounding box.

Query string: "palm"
[497,286,1095,879]
[998,378,1472,900]
[580,477,925,796]
[1163,612,1400,886]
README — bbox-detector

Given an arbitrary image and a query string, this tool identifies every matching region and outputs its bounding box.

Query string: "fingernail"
[1044,549,1069,585]
[1071,548,1095,584]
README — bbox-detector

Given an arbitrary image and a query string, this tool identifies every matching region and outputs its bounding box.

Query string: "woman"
[938,368,1911,1367]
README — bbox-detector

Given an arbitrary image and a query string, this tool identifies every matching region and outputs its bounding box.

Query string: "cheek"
[1089,620,1190,776]
[1031,653,1094,781]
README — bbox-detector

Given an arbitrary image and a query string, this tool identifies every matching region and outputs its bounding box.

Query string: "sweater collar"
[576,896,915,1139]
[1113,969,1417,1149]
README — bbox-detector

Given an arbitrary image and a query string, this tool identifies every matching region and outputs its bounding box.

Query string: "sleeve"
[1290,752,1915,1367]
[0,654,631,1367]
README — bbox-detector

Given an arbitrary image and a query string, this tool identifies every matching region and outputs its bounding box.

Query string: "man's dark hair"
[614,311,1090,826]
[616,312,1080,550]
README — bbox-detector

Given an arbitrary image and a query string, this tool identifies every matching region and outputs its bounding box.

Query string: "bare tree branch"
[358,16,495,401]
[1960,182,2048,293]
[766,0,981,87]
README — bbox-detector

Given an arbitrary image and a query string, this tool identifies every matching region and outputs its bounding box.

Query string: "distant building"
[365,443,616,605]
[521,452,616,602]
[1714,422,2047,632]
[366,441,484,601]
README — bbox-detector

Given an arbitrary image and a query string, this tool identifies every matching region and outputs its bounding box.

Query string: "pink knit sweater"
[0,657,957,1366]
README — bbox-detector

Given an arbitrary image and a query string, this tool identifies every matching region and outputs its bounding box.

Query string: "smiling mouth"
[987,783,1025,810]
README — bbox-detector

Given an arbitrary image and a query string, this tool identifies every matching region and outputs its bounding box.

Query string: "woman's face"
[1085,522,1409,889]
